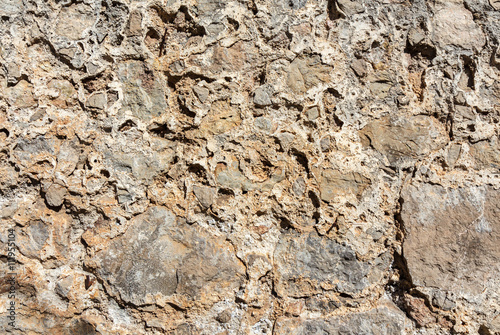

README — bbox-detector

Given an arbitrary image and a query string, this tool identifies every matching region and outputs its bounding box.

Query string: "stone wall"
[0,0,499,334]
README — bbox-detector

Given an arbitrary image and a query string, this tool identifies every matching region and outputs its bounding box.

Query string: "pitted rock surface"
[0,0,499,333]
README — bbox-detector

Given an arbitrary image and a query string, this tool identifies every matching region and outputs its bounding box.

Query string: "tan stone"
[6,80,36,108]
[45,184,67,207]
[54,3,95,40]
[199,100,241,135]
[469,140,500,169]
[359,115,448,166]
[317,168,371,202]
[401,183,500,295]
[432,4,486,49]
[287,54,332,94]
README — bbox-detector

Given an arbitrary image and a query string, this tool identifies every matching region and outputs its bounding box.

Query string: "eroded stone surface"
[0,0,499,333]
[90,207,245,306]
[401,183,500,295]
[274,299,410,334]
[274,230,390,298]
[360,115,448,167]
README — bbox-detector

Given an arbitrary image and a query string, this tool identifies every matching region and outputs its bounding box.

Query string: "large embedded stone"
[359,115,448,167]
[287,54,332,94]
[432,4,486,50]
[273,230,390,298]
[274,300,409,334]
[92,207,245,305]
[469,140,500,170]
[199,100,241,135]
[401,183,500,295]
[54,3,96,40]
[317,169,371,203]
[118,61,168,120]
[5,80,36,108]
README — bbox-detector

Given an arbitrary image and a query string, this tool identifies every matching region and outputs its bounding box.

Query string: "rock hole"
[119,120,136,132]
[0,128,9,140]
[280,217,292,230]
[188,164,206,178]
[478,325,492,335]
[147,123,172,138]
[218,188,234,196]
[333,113,344,128]
[292,149,309,175]
[227,17,239,31]
[248,0,258,15]
[145,28,161,52]
[309,191,321,208]
[327,0,343,20]
[462,58,475,90]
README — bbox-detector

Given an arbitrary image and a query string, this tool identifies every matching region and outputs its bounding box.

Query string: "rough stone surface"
[89,207,245,306]
[274,230,390,298]
[0,0,499,333]
[274,299,410,334]
[401,183,500,330]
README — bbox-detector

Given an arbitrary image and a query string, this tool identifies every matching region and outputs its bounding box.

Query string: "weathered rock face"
[359,115,448,167]
[274,300,410,334]
[402,184,500,294]
[89,207,245,306]
[274,230,390,298]
[1,0,499,333]
[401,183,500,331]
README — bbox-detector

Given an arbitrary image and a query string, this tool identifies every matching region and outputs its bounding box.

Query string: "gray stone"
[273,230,390,297]
[0,0,23,16]
[289,0,308,9]
[336,0,364,16]
[13,136,56,161]
[274,300,408,334]
[432,290,455,311]
[407,28,425,47]
[254,117,273,132]
[292,177,306,197]
[192,86,209,103]
[254,86,272,106]
[87,92,107,109]
[6,62,21,85]
[58,46,85,68]
[45,184,67,207]
[306,106,319,121]
[94,0,129,44]
[193,185,216,208]
[320,136,331,152]
[55,275,74,298]
[104,149,172,182]
[445,143,462,167]
[92,207,245,305]
[25,220,49,254]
